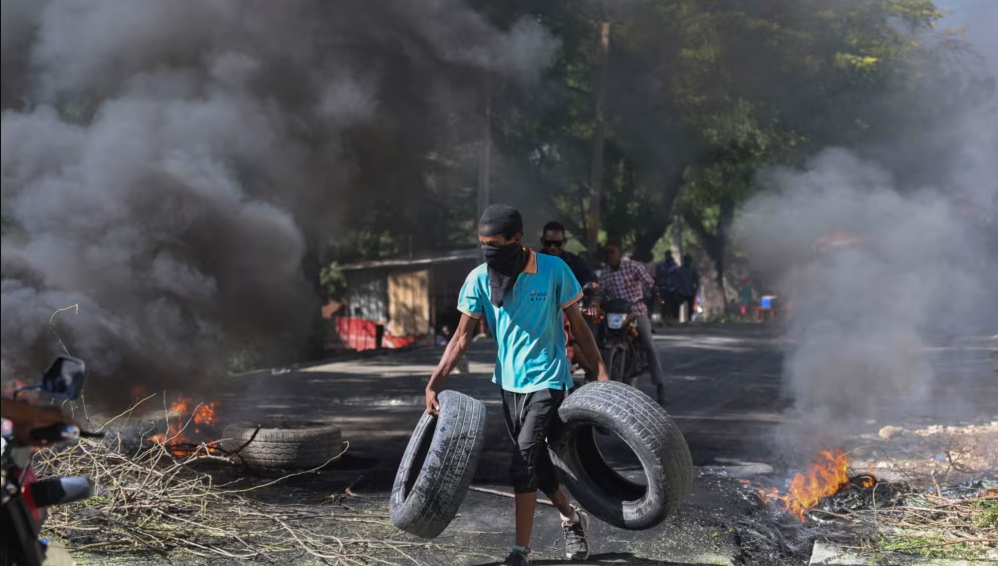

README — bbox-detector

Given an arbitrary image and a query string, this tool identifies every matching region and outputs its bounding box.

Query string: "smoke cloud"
[736,102,997,451]
[1,0,559,407]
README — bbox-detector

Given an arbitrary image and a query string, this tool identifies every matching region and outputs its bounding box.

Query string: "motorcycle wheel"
[604,346,627,383]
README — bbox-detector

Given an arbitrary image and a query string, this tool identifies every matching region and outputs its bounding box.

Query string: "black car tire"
[389,390,487,539]
[551,380,693,530]
[221,423,346,469]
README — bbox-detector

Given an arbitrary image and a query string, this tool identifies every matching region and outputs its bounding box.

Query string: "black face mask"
[482,243,523,276]
[482,243,524,307]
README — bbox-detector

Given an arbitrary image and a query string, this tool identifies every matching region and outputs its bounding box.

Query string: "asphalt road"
[218,323,793,482]
[70,324,998,566]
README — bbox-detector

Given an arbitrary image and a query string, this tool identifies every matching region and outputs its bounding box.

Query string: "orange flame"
[757,448,851,522]
[148,396,220,456]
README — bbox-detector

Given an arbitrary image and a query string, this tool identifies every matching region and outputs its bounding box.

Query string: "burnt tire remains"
[390,390,487,539]
[550,380,693,530]
[221,423,345,470]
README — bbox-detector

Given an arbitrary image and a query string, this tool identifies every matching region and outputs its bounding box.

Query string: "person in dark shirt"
[538,221,601,381]
[676,253,701,323]
[656,251,680,322]
[539,221,596,286]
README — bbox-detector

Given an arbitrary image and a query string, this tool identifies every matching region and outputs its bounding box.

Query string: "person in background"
[676,253,700,324]
[436,325,470,373]
[595,241,667,405]
[538,221,601,381]
[428,205,609,565]
[631,251,657,329]
[656,251,680,323]
[538,222,597,288]
[436,324,452,347]
[738,277,753,319]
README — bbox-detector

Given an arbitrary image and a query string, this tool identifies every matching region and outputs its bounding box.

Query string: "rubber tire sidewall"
[221,424,344,469]
[551,380,694,530]
[389,390,487,539]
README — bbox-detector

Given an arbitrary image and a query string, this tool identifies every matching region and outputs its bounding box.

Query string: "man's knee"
[510,464,539,494]
[637,317,656,346]
[510,449,559,495]
[509,438,545,493]
[508,398,562,492]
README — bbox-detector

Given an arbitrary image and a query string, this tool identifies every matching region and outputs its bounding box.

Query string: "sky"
[941,0,998,76]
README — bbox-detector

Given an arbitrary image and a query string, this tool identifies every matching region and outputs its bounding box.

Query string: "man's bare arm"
[425,314,479,413]
[566,303,609,381]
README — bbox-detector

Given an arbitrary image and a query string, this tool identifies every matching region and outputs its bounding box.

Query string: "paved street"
[76,324,998,566]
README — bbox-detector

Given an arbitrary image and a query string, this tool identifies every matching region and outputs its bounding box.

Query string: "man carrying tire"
[425,204,610,565]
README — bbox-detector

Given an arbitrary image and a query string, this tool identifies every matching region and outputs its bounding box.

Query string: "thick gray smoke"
[736,102,997,450]
[1,0,559,406]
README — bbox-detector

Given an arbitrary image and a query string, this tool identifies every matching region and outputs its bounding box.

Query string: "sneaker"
[562,507,591,560]
[502,547,531,566]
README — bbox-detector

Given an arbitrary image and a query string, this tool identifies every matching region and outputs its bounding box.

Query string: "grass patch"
[857,488,998,561]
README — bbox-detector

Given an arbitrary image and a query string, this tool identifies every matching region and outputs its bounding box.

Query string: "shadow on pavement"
[473,553,719,566]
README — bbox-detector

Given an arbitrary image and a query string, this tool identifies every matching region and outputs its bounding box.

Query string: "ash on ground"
[853,418,998,487]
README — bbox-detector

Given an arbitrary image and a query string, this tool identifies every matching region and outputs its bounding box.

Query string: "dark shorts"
[501,387,567,496]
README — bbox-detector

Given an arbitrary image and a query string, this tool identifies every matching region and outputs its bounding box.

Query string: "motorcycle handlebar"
[31,424,79,442]
[30,424,105,443]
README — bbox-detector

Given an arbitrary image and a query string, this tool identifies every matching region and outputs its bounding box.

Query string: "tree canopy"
[325,0,990,310]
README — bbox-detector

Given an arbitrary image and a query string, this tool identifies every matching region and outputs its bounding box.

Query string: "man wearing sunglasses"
[538,221,602,382]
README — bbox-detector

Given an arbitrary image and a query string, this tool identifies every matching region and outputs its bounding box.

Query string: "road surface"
[73,324,998,566]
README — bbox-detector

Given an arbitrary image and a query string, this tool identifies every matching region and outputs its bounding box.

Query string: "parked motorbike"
[1,356,102,566]
[599,298,648,386]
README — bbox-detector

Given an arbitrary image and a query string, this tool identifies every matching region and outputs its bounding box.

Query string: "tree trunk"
[477,76,492,225]
[301,239,327,362]
[585,18,610,256]
[672,211,682,259]
[632,231,660,262]
[685,196,736,315]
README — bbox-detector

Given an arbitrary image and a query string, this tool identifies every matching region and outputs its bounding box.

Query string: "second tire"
[389,390,487,539]
[221,423,345,469]
[550,380,693,530]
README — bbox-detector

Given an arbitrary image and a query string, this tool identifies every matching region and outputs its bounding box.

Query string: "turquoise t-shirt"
[457,249,584,393]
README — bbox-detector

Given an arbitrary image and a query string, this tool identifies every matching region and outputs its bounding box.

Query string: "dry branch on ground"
[34,399,433,564]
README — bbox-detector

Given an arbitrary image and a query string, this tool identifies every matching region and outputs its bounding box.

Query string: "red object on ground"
[383,333,418,349]
[332,317,420,351]
[334,317,378,351]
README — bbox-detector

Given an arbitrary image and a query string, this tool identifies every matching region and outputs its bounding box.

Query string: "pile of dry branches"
[735,478,997,564]
[34,399,432,564]
[847,483,998,560]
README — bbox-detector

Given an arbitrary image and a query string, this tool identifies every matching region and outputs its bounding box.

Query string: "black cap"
[478,204,523,237]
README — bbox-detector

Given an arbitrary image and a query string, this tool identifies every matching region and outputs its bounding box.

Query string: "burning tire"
[221,423,345,469]
[550,380,693,530]
[390,390,487,539]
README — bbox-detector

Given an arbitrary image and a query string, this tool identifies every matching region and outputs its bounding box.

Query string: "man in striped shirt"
[594,241,667,405]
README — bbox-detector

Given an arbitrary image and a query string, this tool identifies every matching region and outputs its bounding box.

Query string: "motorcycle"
[2,356,102,566]
[566,283,605,379]
[599,298,648,386]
